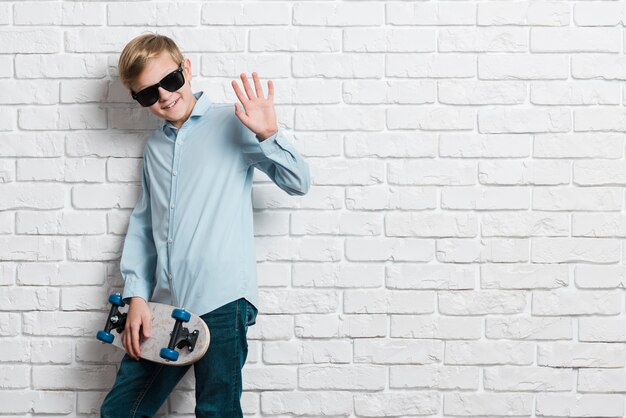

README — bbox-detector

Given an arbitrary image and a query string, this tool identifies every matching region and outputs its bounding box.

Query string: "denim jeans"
[100,297,258,418]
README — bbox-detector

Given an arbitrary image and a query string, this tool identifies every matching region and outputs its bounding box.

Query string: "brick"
[32,365,116,390]
[436,238,529,263]
[354,392,440,416]
[344,290,436,314]
[291,210,382,236]
[299,365,385,390]
[0,391,74,414]
[293,2,382,26]
[480,212,569,237]
[483,366,574,391]
[439,27,528,52]
[292,263,385,288]
[486,316,572,340]
[345,237,434,262]
[531,238,621,263]
[538,342,626,368]
[531,81,619,105]
[444,392,532,416]
[536,394,624,417]
[250,28,340,52]
[391,316,481,340]
[261,391,352,416]
[295,314,387,338]
[479,54,568,80]
[263,340,351,364]
[108,2,200,26]
[345,131,436,157]
[531,27,620,52]
[440,134,531,158]
[0,287,59,311]
[354,338,441,364]
[438,290,526,315]
[445,341,535,365]
[478,107,571,133]
[202,2,289,25]
[387,2,475,25]
[481,263,568,289]
[0,28,61,53]
[478,2,570,26]
[533,187,622,211]
[390,365,478,390]
[0,236,64,261]
[345,28,435,52]
[243,366,296,390]
[14,2,104,25]
[258,289,338,314]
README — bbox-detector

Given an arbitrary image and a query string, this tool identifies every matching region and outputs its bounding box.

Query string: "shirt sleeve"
[238,124,311,196]
[119,150,157,304]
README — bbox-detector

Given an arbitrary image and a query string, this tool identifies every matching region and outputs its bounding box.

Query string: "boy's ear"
[184,57,192,83]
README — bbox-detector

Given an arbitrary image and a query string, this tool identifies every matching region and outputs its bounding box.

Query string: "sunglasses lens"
[161,69,185,92]
[135,87,159,107]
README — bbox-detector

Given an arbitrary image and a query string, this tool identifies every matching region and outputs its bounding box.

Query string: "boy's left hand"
[232,72,278,141]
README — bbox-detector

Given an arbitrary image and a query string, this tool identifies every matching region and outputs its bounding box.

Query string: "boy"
[100,33,310,417]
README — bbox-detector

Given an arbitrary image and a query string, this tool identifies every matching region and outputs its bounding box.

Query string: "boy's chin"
[152,105,182,120]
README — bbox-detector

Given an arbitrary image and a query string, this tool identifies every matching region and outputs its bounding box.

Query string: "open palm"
[232,72,278,141]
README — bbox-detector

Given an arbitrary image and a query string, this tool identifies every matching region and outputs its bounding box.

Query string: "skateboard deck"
[96,294,210,366]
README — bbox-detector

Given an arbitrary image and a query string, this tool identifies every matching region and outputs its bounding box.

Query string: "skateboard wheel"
[171,308,190,322]
[96,330,114,344]
[108,293,125,307]
[160,347,179,362]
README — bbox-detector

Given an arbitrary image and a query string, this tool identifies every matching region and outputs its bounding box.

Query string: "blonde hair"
[118,33,184,91]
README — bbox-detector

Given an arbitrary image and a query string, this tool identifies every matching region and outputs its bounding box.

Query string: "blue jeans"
[100,297,258,418]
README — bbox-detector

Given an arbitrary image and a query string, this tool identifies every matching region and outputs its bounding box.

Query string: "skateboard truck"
[159,308,199,362]
[96,293,127,344]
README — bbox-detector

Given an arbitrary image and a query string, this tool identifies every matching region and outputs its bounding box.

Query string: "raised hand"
[232,72,278,141]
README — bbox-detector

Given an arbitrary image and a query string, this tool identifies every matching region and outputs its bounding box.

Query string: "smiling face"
[130,51,196,129]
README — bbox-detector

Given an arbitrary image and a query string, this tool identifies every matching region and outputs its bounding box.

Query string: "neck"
[169,94,197,130]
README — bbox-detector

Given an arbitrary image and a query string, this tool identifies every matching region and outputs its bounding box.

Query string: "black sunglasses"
[131,63,185,107]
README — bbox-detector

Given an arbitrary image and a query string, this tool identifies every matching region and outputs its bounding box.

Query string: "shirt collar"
[162,90,211,132]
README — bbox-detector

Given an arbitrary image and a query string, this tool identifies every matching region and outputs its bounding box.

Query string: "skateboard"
[96,293,210,366]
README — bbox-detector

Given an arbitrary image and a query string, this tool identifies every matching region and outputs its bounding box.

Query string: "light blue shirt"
[120,90,311,318]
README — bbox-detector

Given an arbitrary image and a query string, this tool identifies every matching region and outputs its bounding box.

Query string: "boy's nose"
[157,86,173,100]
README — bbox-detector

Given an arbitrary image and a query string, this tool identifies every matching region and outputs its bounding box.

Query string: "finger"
[240,73,256,101]
[234,103,249,124]
[132,325,141,359]
[231,79,248,109]
[251,72,265,100]
[126,324,136,360]
[123,328,135,360]
[143,313,151,339]
[126,328,135,359]
[267,79,274,102]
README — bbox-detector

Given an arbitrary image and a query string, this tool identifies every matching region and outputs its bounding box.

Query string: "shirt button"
[170,204,175,209]
[168,239,173,244]
[172,170,177,176]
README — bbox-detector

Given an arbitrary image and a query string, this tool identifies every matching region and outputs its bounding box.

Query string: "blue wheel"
[160,347,179,362]
[96,330,114,344]
[108,293,125,307]
[171,308,190,322]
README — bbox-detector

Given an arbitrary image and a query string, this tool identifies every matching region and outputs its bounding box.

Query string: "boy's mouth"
[162,98,179,110]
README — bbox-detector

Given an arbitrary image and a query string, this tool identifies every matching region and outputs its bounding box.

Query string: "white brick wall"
[2,1,626,417]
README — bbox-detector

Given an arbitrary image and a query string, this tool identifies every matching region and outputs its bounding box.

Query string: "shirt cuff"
[257,129,281,155]
[121,275,152,304]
